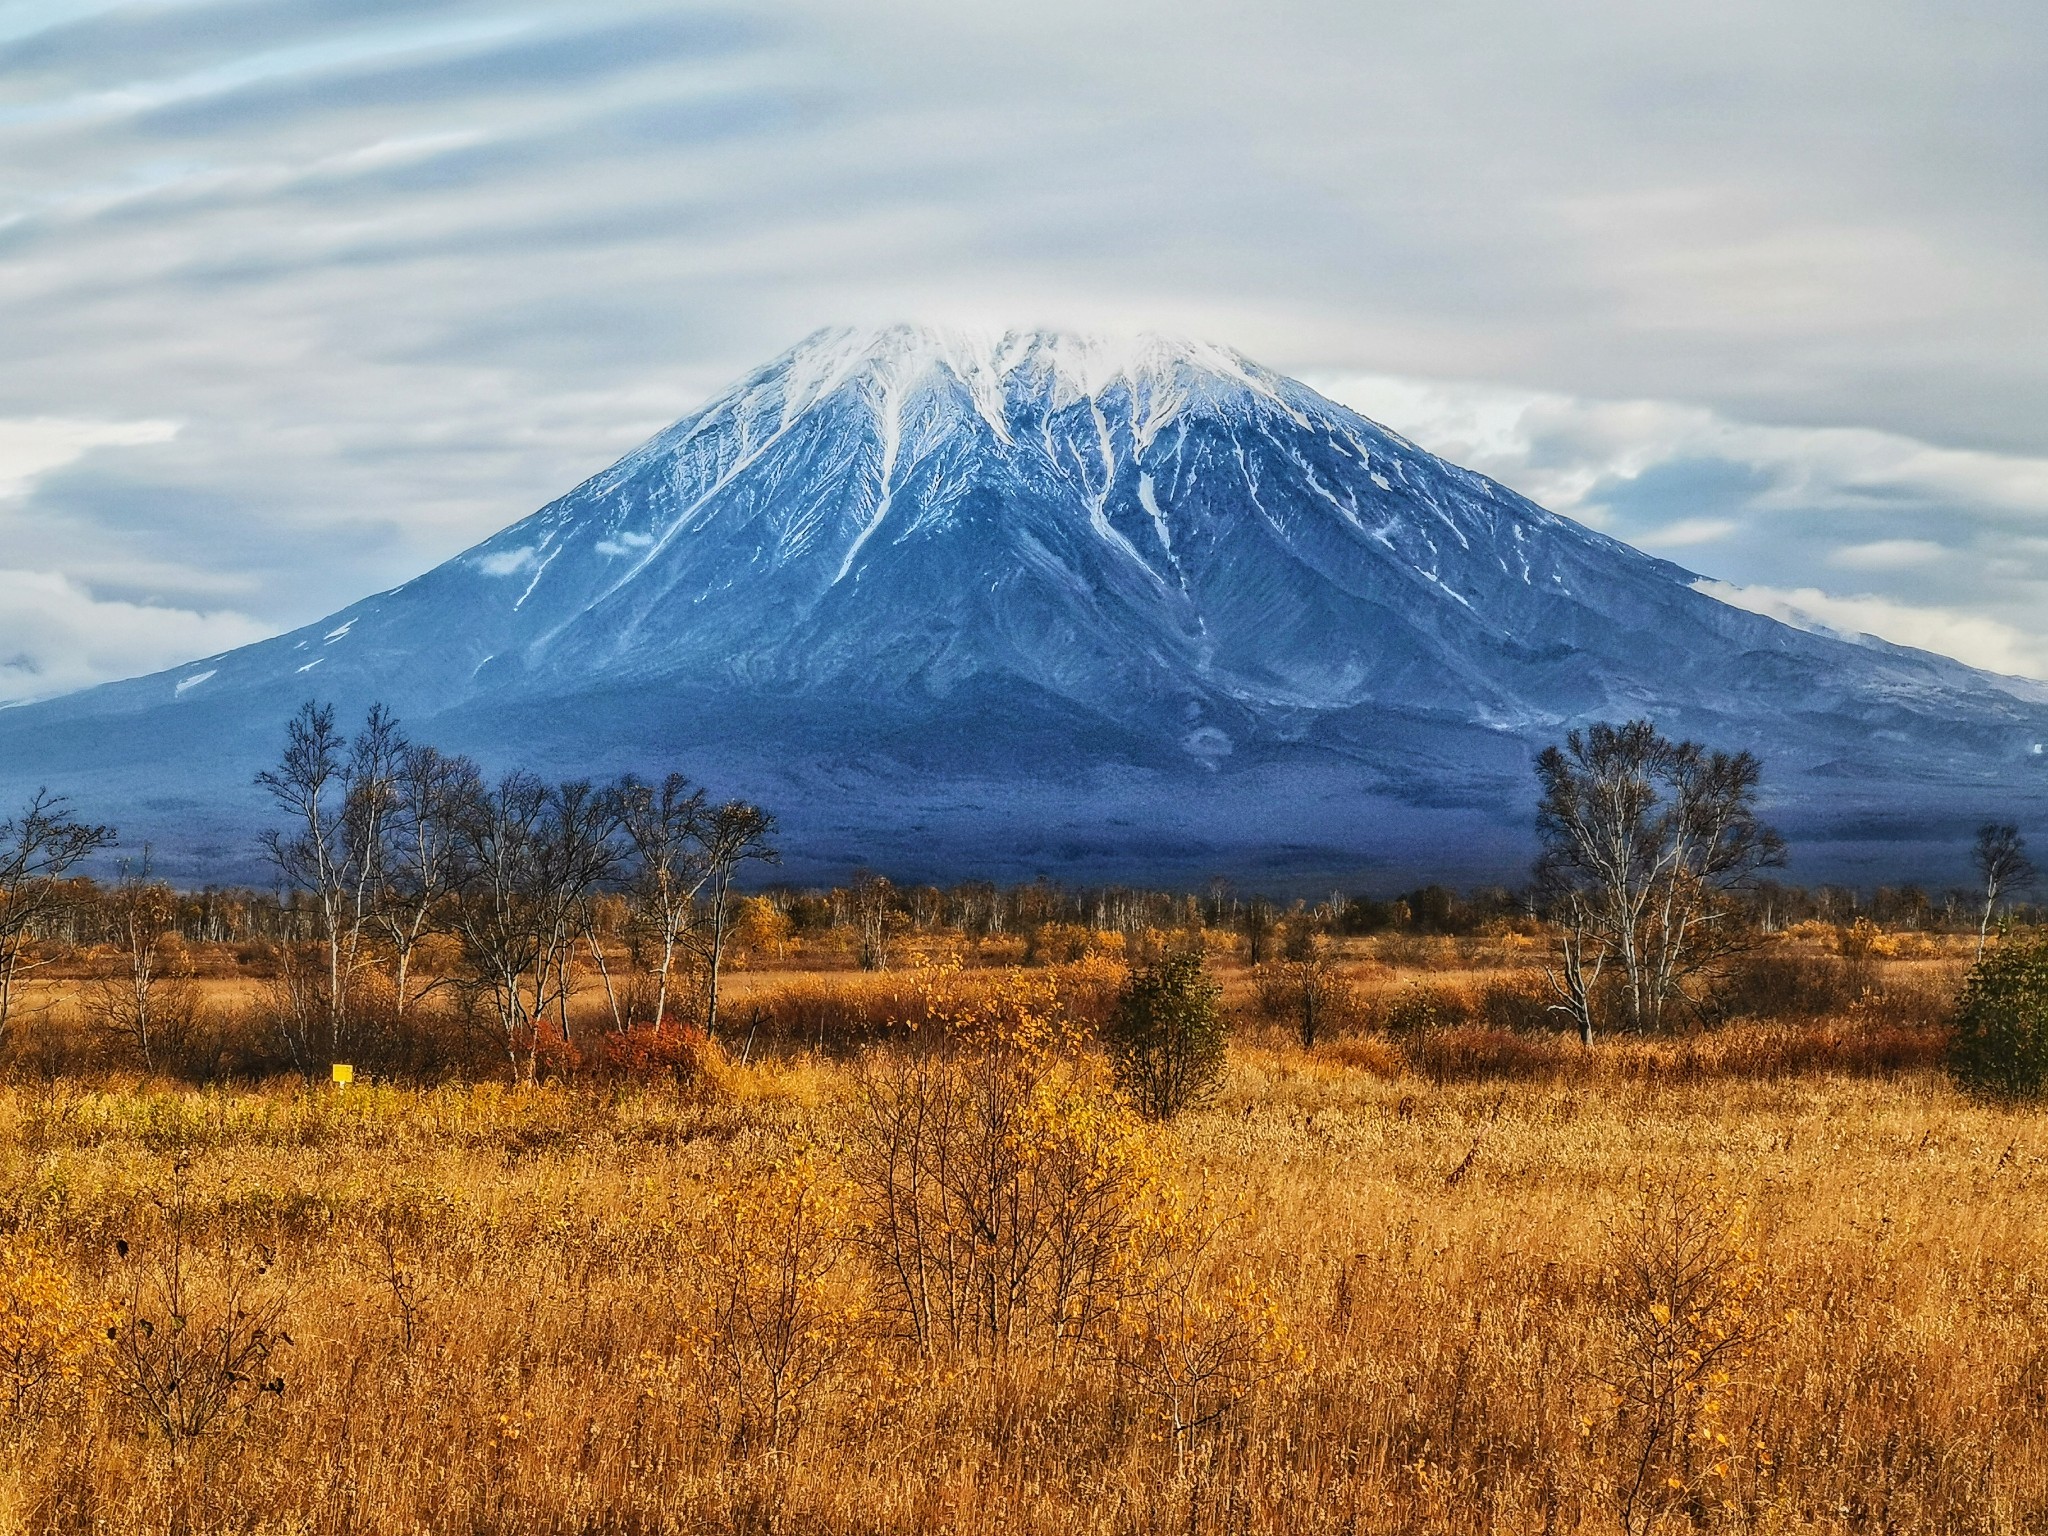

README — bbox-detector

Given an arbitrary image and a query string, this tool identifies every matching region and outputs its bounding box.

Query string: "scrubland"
[1,927,2043,1534]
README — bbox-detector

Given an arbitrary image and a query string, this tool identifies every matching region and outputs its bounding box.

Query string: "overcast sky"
[3,0,2046,701]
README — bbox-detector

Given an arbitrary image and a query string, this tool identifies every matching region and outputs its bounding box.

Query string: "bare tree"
[1241,897,1276,965]
[446,770,551,1078]
[950,880,999,938]
[1535,720,1785,1043]
[616,773,709,1029]
[255,702,406,1067]
[85,851,196,1072]
[446,773,625,1079]
[850,872,896,972]
[698,802,777,1040]
[0,790,116,1052]
[378,744,478,1016]
[536,779,628,1047]
[1973,822,2036,960]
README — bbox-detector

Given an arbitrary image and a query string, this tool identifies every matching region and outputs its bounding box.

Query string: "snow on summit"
[733,324,1293,438]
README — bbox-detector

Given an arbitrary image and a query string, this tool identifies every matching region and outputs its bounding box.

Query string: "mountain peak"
[698,323,1296,451]
[776,321,1277,394]
[4,326,2044,885]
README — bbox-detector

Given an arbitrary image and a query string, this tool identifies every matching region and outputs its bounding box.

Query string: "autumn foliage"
[2,806,2045,1534]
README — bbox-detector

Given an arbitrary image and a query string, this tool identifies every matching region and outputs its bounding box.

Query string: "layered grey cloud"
[3,0,2045,699]
[1313,372,2048,677]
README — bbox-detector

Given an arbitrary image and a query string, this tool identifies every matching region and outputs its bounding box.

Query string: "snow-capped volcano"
[4,324,2044,884]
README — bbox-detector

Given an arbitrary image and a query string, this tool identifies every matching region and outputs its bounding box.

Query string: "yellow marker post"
[331,1063,354,1087]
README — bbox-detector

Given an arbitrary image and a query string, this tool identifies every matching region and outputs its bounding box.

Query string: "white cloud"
[0,569,271,704]
[1830,539,1947,572]
[313,130,493,177]
[0,416,179,499]
[1695,580,2048,681]
[1637,517,1737,549]
[1310,373,2048,528]
[2,14,541,132]
[475,546,536,576]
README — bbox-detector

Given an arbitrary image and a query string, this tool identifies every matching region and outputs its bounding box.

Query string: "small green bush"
[1103,951,1226,1121]
[1948,939,2048,1098]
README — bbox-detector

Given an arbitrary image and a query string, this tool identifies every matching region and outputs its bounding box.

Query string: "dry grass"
[0,1037,2042,1532]
[0,942,2038,1534]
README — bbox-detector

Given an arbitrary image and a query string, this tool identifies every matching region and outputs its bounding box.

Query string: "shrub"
[1948,939,2048,1097]
[686,1148,865,1451]
[1477,972,1555,1032]
[1713,947,1862,1022]
[728,972,937,1053]
[1365,981,1473,1036]
[1251,957,1360,1045]
[1406,1025,1565,1083]
[1103,951,1226,1119]
[849,971,1168,1359]
[1028,922,1120,966]
[0,1235,96,1433]
[108,1164,291,1455]
[1119,1223,1292,1471]
[1597,1174,1766,1535]
[600,1017,723,1091]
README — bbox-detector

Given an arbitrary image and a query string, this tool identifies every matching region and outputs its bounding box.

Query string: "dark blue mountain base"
[4,327,2044,887]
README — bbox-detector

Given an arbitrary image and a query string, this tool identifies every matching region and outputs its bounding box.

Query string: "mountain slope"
[4,325,2045,885]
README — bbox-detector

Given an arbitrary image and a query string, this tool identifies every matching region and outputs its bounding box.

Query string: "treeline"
[0,702,778,1081]
[3,705,2041,1083]
[10,871,2038,956]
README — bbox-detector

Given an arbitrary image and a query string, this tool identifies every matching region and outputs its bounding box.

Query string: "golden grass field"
[1,943,2043,1534]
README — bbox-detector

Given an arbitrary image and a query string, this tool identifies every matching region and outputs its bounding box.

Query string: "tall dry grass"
[0,1023,2042,1533]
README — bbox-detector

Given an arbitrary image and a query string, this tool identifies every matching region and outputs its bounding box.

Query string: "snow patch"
[833,364,911,585]
[513,546,561,609]
[1137,473,1173,554]
[173,669,215,696]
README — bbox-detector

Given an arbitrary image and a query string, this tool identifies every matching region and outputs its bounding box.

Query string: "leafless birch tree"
[1973,822,2035,960]
[616,773,708,1029]
[85,851,195,1072]
[446,773,625,1079]
[699,802,776,1040]
[1535,720,1784,1043]
[255,701,406,1066]
[378,744,478,1016]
